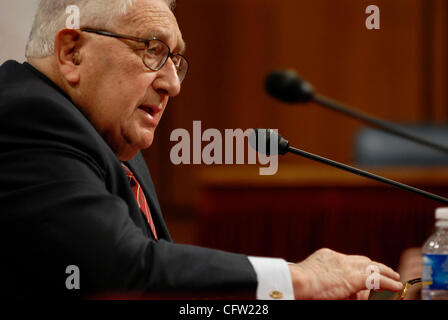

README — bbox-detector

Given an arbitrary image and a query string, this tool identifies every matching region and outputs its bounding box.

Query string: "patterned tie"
[121,163,158,240]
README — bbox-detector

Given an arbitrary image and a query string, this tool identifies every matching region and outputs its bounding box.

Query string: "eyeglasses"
[80,28,189,83]
[368,278,432,300]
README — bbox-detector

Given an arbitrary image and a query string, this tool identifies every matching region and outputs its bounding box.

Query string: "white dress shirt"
[248,256,295,300]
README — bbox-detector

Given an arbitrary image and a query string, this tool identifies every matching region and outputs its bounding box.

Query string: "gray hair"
[25,0,176,58]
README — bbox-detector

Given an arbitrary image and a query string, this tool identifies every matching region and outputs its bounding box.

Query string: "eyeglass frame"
[368,278,432,300]
[79,27,189,82]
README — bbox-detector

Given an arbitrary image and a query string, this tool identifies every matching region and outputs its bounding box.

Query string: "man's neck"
[25,57,74,103]
[27,57,66,92]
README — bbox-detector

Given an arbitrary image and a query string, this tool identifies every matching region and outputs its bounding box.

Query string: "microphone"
[265,70,448,155]
[250,129,448,205]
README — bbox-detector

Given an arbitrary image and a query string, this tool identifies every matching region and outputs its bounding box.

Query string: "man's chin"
[116,136,154,161]
[138,133,154,150]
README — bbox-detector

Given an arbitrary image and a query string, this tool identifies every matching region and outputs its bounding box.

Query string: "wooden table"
[196,164,448,269]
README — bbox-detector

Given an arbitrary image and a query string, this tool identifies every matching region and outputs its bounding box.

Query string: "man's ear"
[54,29,82,84]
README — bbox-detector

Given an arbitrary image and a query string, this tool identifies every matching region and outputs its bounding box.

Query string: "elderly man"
[0,0,403,299]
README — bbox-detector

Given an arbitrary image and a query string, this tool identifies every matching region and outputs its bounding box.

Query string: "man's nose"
[153,58,181,97]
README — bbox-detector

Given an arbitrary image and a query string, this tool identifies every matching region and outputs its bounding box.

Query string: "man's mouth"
[138,105,155,116]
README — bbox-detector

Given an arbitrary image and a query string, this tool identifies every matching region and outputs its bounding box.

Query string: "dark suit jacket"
[0,60,257,299]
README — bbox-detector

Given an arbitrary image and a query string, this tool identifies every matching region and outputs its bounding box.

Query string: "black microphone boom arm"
[265,70,448,155]
[288,145,448,204]
[314,94,448,155]
[253,128,448,205]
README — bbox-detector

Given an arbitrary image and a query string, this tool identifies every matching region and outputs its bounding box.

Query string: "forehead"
[119,0,185,53]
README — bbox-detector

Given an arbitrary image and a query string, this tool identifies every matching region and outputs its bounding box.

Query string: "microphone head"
[265,70,315,103]
[249,129,290,156]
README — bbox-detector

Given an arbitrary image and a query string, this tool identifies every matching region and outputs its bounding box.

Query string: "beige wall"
[0,0,38,64]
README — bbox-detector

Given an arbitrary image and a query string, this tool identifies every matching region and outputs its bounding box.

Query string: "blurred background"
[2,0,448,271]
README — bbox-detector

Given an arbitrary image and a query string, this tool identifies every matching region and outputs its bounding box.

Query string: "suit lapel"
[125,153,172,242]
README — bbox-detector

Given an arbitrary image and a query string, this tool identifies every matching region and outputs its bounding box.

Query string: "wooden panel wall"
[144,0,448,225]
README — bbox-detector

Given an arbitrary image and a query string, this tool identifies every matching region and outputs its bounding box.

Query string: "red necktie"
[121,163,158,240]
